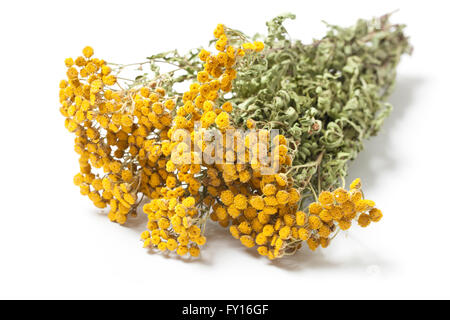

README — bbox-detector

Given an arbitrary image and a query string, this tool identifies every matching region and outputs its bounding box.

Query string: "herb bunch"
[59,13,410,260]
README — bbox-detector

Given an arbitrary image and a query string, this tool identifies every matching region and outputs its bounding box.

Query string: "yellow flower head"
[308,215,323,230]
[182,196,195,208]
[308,202,322,215]
[82,46,94,58]
[215,111,230,129]
[318,191,334,206]
[220,190,234,206]
[222,101,233,113]
[295,211,307,226]
[262,224,274,237]
[254,41,265,52]
[262,184,276,196]
[249,195,265,211]
[298,228,310,241]
[227,204,241,219]
[229,225,240,239]
[319,209,333,223]
[275,190,290,205]
[333,188,349,204]
[199,49,210,62]
[350,178,362,190]
[240,235,255,248]
[307,238,319,251]
[234,194,248,210]
[238,221,252,235]
[358,213,371,227]
[369,208,383,222]
[213,24,225,38]
[279,226,291,240]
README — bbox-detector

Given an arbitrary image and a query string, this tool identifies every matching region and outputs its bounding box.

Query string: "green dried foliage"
[124,12,411,206]
[230,13,411,202]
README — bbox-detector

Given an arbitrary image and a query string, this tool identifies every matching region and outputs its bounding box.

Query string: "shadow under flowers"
[202,221,391,272]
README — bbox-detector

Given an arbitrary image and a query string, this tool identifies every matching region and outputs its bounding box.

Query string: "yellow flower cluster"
[138,24,266,257]
[302,178,383,251]
[208,131,301,259]
[60,25,383,260]
[60,47,174,225]
[220,176,382,259]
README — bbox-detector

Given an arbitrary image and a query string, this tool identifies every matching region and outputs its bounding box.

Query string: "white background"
[1,0,449,299]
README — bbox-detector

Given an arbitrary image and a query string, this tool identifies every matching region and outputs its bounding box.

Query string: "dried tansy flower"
[60,13,410,261]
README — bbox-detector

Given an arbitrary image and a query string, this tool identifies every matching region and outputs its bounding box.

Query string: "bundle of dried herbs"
[59,13,411,259]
